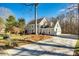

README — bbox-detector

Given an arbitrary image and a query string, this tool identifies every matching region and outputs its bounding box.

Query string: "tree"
[5,15,17,33]
[18,18,26,34]
[0,17,5,34]
[0,17,4,25]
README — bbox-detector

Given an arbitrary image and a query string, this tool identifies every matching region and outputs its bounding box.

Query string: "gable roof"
[28,18,44,24]
[49,19,58,28]
[27,17,60,28]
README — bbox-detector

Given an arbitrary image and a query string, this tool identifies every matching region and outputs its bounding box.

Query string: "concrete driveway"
[5,35,77,56]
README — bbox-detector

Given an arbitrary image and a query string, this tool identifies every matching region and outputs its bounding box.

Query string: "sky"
[0,3,69,23]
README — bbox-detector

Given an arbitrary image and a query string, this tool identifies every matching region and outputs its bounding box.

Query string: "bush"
[3,34,10,40]
[5,38,18,48]
[0,34,4,39]
[11,41,18,47]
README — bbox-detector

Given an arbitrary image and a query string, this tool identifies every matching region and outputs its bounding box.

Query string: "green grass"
[74,39,79,55]
[75,39,79,50]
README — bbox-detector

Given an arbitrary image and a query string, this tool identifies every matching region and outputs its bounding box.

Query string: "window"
[49,31,50,34]
[56,28,57,32]
[37,25,39,27]
[32,30,33,33]
[32,25,33,28]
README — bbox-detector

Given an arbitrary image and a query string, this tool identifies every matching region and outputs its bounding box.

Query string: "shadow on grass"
[27,41,75,49]
[11,40,75,56]
[12,48,70,56]
[55,35,78,39]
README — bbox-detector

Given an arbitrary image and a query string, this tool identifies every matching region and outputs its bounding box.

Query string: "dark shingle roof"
[27,17,58,28]
[28,18,44,24]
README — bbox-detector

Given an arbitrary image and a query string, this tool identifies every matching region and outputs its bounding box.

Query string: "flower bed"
[30,35,51,41]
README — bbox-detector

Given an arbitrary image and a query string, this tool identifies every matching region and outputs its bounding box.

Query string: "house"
[26,17,61,35]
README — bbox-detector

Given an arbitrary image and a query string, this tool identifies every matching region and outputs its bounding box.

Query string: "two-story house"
[26,17,61,35]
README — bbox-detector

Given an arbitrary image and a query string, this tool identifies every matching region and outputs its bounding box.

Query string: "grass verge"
[74,39,79,56]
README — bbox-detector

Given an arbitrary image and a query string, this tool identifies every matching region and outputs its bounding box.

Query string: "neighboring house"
[26,17,61,35]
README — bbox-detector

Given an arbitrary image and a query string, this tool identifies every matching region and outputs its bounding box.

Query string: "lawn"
[0,34,52,50]
[11,34,52,46]
[74,39,79,56]
[10,34,52,41]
